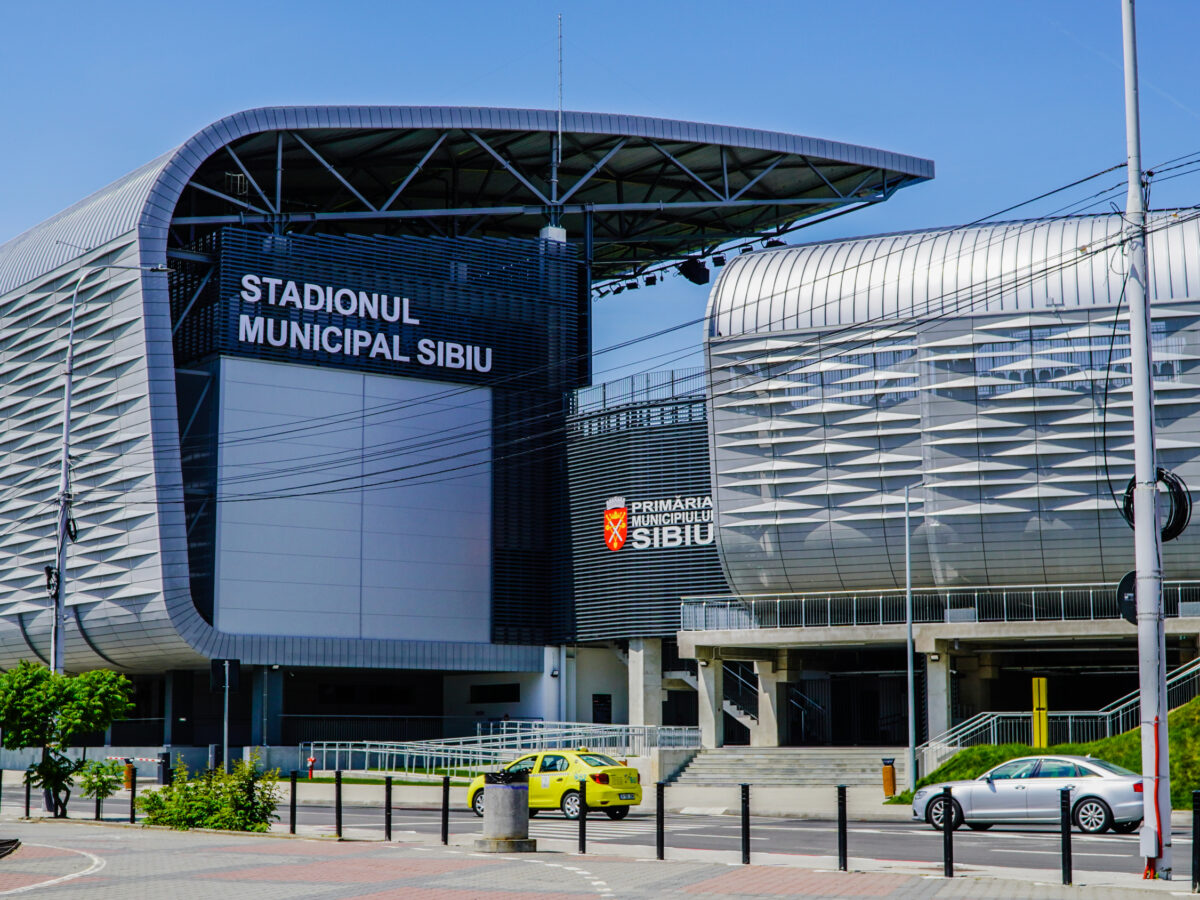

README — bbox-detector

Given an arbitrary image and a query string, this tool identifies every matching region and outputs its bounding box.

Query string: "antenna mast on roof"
[549,13,564,225]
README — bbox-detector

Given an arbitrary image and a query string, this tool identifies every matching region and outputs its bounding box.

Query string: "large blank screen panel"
[214,357,492,641]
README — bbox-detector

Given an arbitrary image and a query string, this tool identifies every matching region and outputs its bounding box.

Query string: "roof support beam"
[467,131,550,205]
[731,156,785,201]
[381,133,447,211]
[559,139,627,203]
[225,146,276,213]
[186,181,269,215]
[290,131,378,211]
[801,156,847,199]
[648,141,725,200]
[171,266,214,337]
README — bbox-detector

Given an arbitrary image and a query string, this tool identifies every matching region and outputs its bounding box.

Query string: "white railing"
[917,656,1200,776]
[681,581,1200,632]
[301,722,701,778]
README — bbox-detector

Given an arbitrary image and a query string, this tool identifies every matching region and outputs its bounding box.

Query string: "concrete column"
[925,649,952,739]
[250,666,284,746]
[628,638,663,727]
[697,659,724,748]
[750,660,791,747]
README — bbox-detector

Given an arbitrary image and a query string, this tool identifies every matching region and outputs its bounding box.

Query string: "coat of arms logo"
[604,496,627,551]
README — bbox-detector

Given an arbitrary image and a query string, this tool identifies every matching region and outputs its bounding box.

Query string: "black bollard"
[577,786,587,854]
[837,784,848,872]
[95,792,101,821]
[1192,791,1200,894]
[289,770,298,835]
[0,769,4,813]
[940,786,953,878]
[1059,788,1072,886]
[129,767,137,824]
[334,770,343,839]
[23,779,29,819]
[384,776,393,842]
[741,783,750,865]
[655,782,665,861]
[440,776,450,846]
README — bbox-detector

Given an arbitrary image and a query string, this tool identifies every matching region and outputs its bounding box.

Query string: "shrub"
[138,754,280,831]
[78,759,124,815]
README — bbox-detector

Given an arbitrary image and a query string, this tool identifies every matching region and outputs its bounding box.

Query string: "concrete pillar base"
[474,838,537,853]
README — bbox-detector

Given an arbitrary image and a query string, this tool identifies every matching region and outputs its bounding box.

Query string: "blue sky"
[2,1,1197,379]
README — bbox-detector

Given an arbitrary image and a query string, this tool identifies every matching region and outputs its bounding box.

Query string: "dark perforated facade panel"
[567,372,729,640]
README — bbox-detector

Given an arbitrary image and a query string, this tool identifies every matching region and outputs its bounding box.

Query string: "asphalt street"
[289,804,1194,880]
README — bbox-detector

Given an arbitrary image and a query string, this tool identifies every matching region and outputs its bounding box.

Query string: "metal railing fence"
[302,722,701,777]
[917,656,1200,776]
[682,581,1200,631]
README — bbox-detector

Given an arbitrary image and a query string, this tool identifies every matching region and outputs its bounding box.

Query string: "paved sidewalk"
[0,819,1192,899]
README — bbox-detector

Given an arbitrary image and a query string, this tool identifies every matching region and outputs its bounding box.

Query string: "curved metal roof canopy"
[0,106,933,291]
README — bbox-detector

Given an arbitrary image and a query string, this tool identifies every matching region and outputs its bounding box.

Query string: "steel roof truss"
[187,180,269,215]
[559,138,627,204]
[467,131,550,206]
[224,146,276,214]
[289,131,378,212]
[380,132,448,212]
[730,155,786,202]
[648,141,726,201]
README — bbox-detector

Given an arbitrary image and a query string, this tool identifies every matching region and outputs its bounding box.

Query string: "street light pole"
[49,262,167,675]
[905,484,916,793]
[1120,0,1171,879]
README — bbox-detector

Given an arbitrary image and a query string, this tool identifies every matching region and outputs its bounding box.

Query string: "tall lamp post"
[48,262,167,675]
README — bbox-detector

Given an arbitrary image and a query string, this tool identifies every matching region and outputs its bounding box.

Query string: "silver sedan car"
[913,755,1143,834]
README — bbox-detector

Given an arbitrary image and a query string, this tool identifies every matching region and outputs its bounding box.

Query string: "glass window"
[1084,759,1137,777]
[1034,760,1078,778]
[537,754,568,773]
[986,759,1040,780]
[506,756,536,774]
[578,753,619,768]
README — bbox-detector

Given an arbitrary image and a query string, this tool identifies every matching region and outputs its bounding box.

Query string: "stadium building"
[0,106,932,753]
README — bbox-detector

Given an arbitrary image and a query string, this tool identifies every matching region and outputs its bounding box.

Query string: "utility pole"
[1121,0,1171,879]
[905,484,916,793]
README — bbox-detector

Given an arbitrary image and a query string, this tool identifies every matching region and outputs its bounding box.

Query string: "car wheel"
[561,790,581,820]
[471,791,485,818]
[925,796,963,832]
[966,822,992,831]
[1111,819,1139,834]
[604,806,629,820]
[1073,798,1113,834]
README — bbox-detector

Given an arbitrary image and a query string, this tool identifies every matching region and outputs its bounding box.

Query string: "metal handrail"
[681,580,1200,631]
[301,722,701,778]
[916,657,1200,777]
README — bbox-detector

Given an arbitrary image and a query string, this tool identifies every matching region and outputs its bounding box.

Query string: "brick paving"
[0,820,1186,899]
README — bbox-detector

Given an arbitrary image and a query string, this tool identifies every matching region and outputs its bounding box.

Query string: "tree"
[0,662,133,817]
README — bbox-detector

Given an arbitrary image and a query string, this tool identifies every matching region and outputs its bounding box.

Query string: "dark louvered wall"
[567,371,730,640]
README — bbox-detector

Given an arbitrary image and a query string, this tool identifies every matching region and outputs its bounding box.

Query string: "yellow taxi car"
[469,748,642,820]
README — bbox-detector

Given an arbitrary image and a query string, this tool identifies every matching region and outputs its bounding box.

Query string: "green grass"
[889,694,1200,810]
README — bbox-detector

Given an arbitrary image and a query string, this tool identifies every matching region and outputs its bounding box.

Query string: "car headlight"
[914,790,926,799]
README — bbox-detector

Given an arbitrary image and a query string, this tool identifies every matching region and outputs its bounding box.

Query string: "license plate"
[619,793,635,800]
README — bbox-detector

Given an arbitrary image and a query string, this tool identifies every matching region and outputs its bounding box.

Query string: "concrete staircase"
[670,746,908,787]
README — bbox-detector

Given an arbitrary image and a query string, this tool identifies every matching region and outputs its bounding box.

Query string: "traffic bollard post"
[0,769,4,813]
[941,786,953,878]
[1193,791,1200,894]
[289,770,298,835]
[1059,787,1072,886]
[440,776,450,845]
[577,786,587,854]
[384,776,393,842]
[655,781,665,861]
[23,780,30,818]
[334,770,343,839]
[837,784,848,871]
[95,792,101,821]
[129,768,137,824]
[741,783,750,865]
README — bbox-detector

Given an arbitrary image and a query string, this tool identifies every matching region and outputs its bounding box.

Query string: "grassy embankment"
[890,694,1200,809]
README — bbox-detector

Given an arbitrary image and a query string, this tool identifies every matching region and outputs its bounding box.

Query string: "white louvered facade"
[705,213,1200,595]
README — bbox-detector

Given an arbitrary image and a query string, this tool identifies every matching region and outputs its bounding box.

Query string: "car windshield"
[577,753,619,768]
[1084,758,1138,776]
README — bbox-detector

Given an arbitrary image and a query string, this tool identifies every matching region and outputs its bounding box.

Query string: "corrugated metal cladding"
[567,371,730,640]
[172,228,583,646]
[705,212,1200,595]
